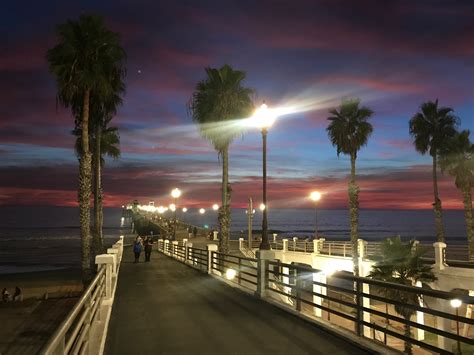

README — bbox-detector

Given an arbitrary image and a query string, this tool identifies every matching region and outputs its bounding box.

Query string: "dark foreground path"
[106,249,372,355]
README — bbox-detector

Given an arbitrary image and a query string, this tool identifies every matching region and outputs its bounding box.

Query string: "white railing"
[157,241,474,354]
[41,236,124,355]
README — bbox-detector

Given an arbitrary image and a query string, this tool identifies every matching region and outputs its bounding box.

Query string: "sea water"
[0,206,468,274]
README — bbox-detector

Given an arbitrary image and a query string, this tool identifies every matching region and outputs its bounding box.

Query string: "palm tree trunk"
[432,155,445,242]
[403,317,413,355]
[461,185,474,261]
[93,125,103,256]
[349,152,360,276]
[218,146,230,253]
[79,89,92,281]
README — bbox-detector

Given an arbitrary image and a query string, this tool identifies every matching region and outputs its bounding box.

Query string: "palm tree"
[327,98,374,276]
[369,237,436,354]
[189,64,254,253]
[74,124,121,255]
[409,100,458,243]
[439,130,474,260]
[47,14,126,279]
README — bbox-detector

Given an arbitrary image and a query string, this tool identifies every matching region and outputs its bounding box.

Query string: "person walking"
[144,237,153,262]
[133,236,142,263]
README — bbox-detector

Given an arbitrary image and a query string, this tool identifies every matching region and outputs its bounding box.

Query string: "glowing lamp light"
[171,188,181,199]
[450,299,462,308]
[182,207,187,212]
[157,206,165,214]
[310,191,321,202]
[212,204,219,211]
[249,103,276,129]
[199,208,205,214]
[169,203,176,212]
[226,269,237,280]
[259,203,266,211]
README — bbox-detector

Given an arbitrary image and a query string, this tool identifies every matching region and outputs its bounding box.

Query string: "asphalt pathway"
[105,248,372,355]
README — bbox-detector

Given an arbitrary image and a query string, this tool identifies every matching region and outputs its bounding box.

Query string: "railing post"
[107,248,118,276]
[295,269,302,312]
[273,233,277,242]
[256,250,274,298]
[433,242,447,270]
[185,242,192,264]
[239,237,244,250]
[282,238,288,252]
[207,244,218,275]
[95,254,114,300]
[164,240,170,255]
[312,240,320,255]
[293,237,297,251]
[318,238,325,253]
[312,271,323,318]
[172,241,179,258]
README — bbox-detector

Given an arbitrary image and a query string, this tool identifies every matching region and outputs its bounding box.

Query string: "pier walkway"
[105,248,372,355]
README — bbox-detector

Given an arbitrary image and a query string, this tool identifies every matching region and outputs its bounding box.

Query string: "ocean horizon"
[0,205,470,274]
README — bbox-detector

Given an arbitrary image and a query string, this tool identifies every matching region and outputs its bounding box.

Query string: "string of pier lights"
[137,202,221,216]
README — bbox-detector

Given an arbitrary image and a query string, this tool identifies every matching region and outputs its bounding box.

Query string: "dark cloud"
[0,0,473,208]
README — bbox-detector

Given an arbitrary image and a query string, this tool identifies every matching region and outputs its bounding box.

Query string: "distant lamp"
[157,206,165,214]
[212,204,219,211]
[169,203,176,212]
[199,208,205,214]
[310,191,321,202]
[171,188,181,199]
[259,203,266,211]
[182,207,187,212]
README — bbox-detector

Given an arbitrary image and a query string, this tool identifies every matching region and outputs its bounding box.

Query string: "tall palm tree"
[369,237,436,354]
[409,99,458,243]
[47,14,126,279]
[189,64,254,253]
[74,124,121,255]
[327,98,374,276]
[439,130,474,260]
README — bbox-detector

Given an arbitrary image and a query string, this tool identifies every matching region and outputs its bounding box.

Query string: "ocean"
[0,205,468,274]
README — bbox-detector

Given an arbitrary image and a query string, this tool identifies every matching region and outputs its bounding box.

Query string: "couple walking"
[133,236,153,263]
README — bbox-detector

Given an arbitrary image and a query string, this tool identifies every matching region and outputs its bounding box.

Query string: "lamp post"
[450,298,462,354]
[246,198,256,248]
[310,191,322,239]
[171,188,181,240]
[251,103,276,250]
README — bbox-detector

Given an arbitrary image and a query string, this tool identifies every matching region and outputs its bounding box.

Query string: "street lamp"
[212,204,219,211]
[259,203,266,211]
[182,207,187,213]
[310,191,322,239]
[251,102,277,250]
[450,298,462,354]
[171,188,181,240]
[199,208,206,214]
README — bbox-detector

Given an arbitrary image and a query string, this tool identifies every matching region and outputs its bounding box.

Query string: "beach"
[0,269,83,354]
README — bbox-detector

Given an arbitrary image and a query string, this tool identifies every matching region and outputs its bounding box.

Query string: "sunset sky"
[0,0,473,209]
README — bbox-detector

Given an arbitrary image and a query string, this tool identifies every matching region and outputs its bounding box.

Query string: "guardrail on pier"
[267,237,472,267]
[41,237,124,355]
[157,239,474,354]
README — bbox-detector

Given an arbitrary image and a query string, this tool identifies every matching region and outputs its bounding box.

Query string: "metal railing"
[211,252,258,292]
[265,260,474,354]
[41,267,106,354]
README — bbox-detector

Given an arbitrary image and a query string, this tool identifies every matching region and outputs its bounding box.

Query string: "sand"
[0,268,83,354]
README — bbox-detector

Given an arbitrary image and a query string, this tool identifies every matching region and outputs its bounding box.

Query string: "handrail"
[157,238,474,354]
[265,260,474,354]
[41,267,106,354]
